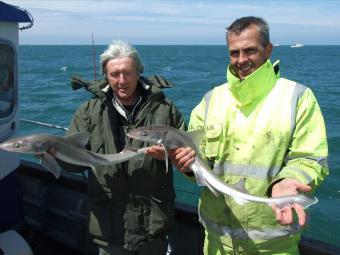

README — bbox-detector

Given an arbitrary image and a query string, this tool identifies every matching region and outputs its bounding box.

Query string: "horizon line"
[19,44,340,46]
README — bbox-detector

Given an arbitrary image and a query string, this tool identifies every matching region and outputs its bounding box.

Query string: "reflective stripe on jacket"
[188,60,328,253]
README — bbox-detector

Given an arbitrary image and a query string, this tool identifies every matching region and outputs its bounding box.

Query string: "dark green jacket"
[68,76,185,251]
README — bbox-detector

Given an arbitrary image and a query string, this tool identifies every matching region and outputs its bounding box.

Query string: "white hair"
[100,40,144,74]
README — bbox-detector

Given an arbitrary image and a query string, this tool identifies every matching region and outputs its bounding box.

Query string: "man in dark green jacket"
[68,40,185,254]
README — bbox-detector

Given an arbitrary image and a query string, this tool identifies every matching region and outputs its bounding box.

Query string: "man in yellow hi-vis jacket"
[171,16,328,254]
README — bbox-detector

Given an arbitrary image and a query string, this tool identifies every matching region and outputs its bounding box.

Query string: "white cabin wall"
[0,22,19,47]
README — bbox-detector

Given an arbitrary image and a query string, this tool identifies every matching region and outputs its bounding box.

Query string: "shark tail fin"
[271,194,318,210]
[299,195,318,209]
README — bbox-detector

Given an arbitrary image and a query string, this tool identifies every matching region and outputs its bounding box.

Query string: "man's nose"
[238,51,248,64]
[118,73,126,83]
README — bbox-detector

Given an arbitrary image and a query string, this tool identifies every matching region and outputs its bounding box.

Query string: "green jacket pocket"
[205,123,223,158]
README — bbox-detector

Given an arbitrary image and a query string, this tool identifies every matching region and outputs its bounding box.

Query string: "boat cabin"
[0,1,34,254]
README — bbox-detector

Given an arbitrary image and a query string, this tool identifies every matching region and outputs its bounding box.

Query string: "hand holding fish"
[146,145,166,160]
[169,147,195,172]
[271,178,312,226]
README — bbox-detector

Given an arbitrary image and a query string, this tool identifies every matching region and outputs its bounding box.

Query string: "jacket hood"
[226,59,279,108]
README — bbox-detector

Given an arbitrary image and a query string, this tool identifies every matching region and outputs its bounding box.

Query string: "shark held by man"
[0,132,148,178]
[127,125,318,209]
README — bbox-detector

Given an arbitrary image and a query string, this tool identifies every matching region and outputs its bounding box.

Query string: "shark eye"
[14,141,23,148]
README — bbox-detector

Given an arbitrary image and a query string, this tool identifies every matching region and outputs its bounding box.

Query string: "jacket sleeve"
[270,88,329,189]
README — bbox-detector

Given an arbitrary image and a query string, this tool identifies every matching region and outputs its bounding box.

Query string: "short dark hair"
[226,16,270,47]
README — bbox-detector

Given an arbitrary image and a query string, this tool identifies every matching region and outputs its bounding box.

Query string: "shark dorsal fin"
[186,130,205,150]
[67,132,90,148]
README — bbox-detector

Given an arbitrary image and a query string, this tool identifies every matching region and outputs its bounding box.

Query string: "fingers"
[170,147,195,172]
[149,144,164,152]
[272,203,307,226]
[168,147,184,158]
[292,203,307,226]
[146,145,165,160]
[296,182,312,193]
[274,206,293,225]
[146,145,164,154]
[271,179,312,197]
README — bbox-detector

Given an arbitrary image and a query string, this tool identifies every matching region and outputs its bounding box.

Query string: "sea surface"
[18,45,340,247]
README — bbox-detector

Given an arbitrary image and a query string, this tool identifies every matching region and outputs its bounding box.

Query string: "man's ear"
[265,43,273,59]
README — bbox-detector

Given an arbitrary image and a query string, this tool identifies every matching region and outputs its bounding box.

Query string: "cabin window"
[0,42,15,118]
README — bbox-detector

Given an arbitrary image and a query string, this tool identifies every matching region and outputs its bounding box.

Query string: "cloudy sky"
[8,0,340,45]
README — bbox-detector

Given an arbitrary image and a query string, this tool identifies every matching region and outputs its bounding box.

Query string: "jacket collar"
[227,59,279,108]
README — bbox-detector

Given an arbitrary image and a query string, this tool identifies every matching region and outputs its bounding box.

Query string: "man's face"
[106,57,139,105]
[227,25,272,80]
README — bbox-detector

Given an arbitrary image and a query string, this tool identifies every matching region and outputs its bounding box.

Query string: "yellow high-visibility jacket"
[189,60,328,254]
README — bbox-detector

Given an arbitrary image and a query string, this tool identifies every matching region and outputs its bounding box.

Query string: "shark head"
[0,135,48,154]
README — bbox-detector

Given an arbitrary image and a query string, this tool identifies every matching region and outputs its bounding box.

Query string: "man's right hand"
[169,147,195,172]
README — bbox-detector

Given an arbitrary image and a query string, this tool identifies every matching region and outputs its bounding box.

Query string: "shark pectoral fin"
[229,179,248,205]
[232,178,248,194]
[193,170,207,186]
[194,171,220,197]
[206,181,220,197]
[233,197,248,206]
[160,144,169,174]
[40,153,61,178]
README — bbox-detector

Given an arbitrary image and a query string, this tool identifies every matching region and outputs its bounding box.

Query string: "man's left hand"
[146,145,165,160]
[271,178,312,226]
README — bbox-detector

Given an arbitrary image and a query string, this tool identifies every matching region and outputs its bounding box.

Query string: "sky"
[6,0,340,45]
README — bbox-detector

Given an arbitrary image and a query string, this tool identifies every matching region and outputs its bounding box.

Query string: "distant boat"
[273,43,280,47]
[291,43,304,48]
